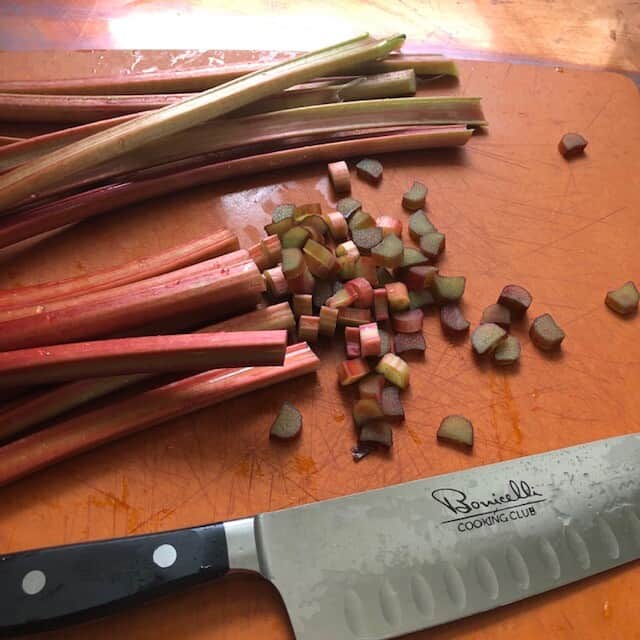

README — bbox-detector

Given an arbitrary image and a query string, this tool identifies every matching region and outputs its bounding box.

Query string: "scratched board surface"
[0,51,639,639]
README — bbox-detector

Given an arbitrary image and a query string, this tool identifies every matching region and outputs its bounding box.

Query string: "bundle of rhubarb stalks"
[0,34,486,485]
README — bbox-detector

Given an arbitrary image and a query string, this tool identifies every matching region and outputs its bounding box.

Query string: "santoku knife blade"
[1,433,639,638]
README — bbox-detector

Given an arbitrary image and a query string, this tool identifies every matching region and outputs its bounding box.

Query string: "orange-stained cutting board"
[0,50,639,640]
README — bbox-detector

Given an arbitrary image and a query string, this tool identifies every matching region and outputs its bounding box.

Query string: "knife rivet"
[153,544,177,568]
[21,569,46,595]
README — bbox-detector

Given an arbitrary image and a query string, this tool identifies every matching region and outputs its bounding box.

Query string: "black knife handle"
[0,522,229,636]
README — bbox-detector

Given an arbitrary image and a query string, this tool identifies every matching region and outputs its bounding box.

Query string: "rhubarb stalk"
[0,259,264,350]
[0,343,320,486]
[0,332,287,388]
[0,34,406,212]
[0,229,239,312]
[0,126,472,249]
[0,302,295,441]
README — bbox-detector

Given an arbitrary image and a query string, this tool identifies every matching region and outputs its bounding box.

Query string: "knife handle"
[0,522,231,636]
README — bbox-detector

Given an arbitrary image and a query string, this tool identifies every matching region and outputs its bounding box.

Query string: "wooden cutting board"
[0,51,639,640]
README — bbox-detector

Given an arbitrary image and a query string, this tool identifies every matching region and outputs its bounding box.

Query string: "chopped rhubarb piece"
[360,421,393,447]
[408,290,435,309]
[337,357,370,385]
[419,232,445,260]
[345,277,374,309]
[391,308,424,333]
[327,287,357,309]
[402,181,428,211]
[249,235,282,270]
[437,415,473,447]
[371,233,403,269]
[282,226,311,249]
[287,265,315,295]
[385,282,410,312]
[400,247,429,268]
[493,335,521,366]
[398,265,438,291]
[348,209,376,231]
[324,211,349,242]
[353,398,384,427]
[376,267,394,286]
[345,326,361,358]
[360,322,381,357]
[328,160,351,194]
[558,132,588,158]
[264,217,293,238]
[303,239,337,278]
[293,294,313,317]
[299,214,329,238]
[394,332,426,354]
[336,196,361,220]
[264,266,290,299]
[497,284,532,318]
[378,329,394,356]
[408,210,437,241]
[530,314,565,351]
[282,247,306,280]
[337,255,358,280]
[271,203,295,223]
[481,303,511,330]
[433,274,466,303]
[358,374,385,402]
[471,323,506,355]
[605,281,639,315]
[374,288,389,321]
[318,305,339,337]
[352,227,383,254]
[337,307,372,326]
[298,315,320,342]
[440,304,470,334]
[376,216,403,237]
[294,202,322,219]
[336,240,360,260]
[355,157,383,184]
[381,386,404,420]
[270,402,302,440]
[376,353,410,389]
[353,256,379,285]
[312,279,333,309]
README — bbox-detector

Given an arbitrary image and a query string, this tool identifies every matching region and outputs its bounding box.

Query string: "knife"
[1,433,639,638]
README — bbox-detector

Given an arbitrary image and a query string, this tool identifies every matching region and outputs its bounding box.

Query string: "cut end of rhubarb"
[353,397,384,427]
[359,421,393,447]
[402,181,427,211]
[471,322,507,355]
[376,352,410,389]
[419,232,445,261]
[530,313,565,351]
[269,401,302,440]
[493,334,521,366]
[433,274,466,303]
[480,303,511,330]
[352,227,383,254]
[336,197,361,220]
[408,210,437,241]
[394,332,426,354]
[356,158,383,184]
[437,415,473,447]
[381,386,404,420]
[338,357,370,385]
[440,303,470,334]
[558,132,588,158]
[605,281,639,315]
[371,233,403,269]
[497,284,532,318]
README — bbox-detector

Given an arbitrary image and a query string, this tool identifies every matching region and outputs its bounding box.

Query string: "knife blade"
[1,434,638,638]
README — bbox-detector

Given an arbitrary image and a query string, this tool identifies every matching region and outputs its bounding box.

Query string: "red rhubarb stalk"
[0,302,295,441]
[0,331,287,388]
[0,54,457,96]
[0,343,320,486]
[0,259,264,351]
[0,248,250,322]
[0,126,471,250]
[0,229,239,312]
